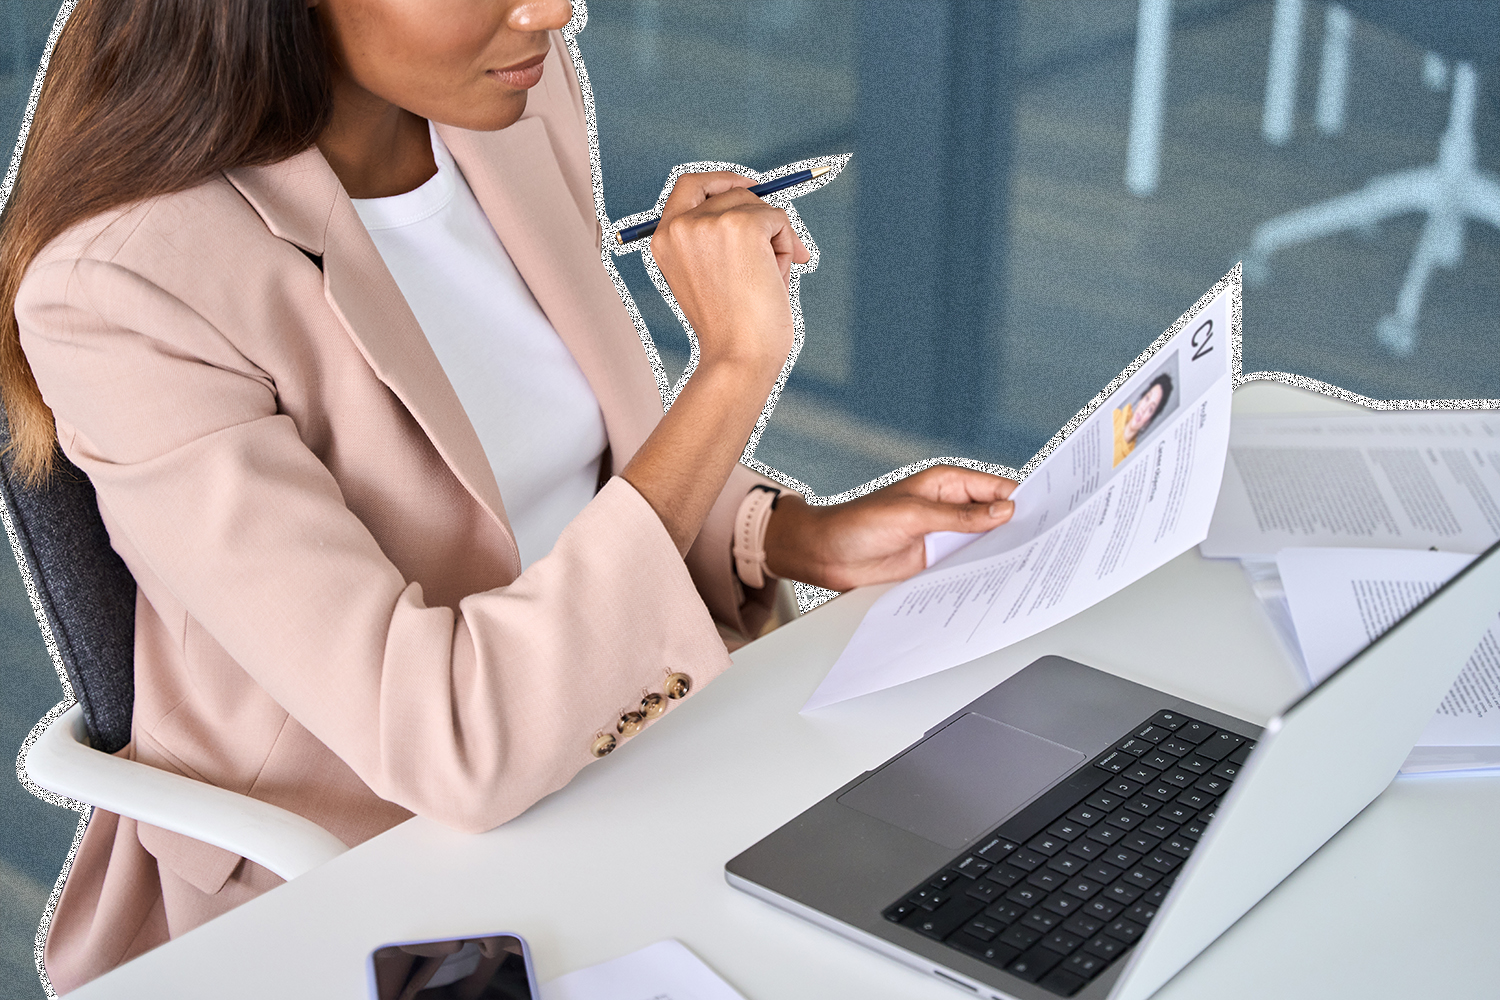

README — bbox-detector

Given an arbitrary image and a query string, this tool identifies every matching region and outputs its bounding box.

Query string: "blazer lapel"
[225,150,519,571]
[437,119,663,471]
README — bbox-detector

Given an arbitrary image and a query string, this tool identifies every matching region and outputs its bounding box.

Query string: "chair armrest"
[24,703,348,881]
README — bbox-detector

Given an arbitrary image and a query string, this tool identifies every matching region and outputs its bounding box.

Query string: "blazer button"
[664,672,692,699]
[590,734,617,758]
[640,693,666,719]
[617,711,645,737]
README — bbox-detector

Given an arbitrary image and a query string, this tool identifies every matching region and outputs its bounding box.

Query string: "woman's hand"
[621,173,809,555]
[763,465,1018,591]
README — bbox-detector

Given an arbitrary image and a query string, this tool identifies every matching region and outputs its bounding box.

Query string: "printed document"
[1202,411,1500,559]
[1277,547,1500,773]
[804,280,1235,711]
[542,940,746,1000]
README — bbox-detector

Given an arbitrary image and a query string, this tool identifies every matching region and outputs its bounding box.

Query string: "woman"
[1,0,1016,990]
[1111,373,1174,467]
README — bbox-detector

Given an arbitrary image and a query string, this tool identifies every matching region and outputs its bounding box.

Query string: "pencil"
[615,166,832,245]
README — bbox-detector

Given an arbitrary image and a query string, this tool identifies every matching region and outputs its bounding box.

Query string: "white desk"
[72,383,1500,1000]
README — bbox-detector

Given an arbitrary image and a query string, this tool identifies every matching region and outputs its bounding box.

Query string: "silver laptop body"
[726,540,1500,1000]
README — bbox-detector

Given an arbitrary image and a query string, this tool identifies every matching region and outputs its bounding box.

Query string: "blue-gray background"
[1,1,1496,995]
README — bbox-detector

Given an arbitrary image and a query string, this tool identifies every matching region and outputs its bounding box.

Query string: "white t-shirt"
[351,126,608,569]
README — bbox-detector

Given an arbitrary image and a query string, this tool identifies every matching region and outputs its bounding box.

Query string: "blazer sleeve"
[17,254,734,835]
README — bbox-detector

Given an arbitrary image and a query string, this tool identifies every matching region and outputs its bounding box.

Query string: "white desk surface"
[73,382,1500,1000]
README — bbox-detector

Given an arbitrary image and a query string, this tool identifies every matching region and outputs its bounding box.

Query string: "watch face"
[369,935,534,1000]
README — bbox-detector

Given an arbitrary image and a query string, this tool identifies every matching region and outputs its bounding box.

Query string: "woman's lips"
[490,52,547,89]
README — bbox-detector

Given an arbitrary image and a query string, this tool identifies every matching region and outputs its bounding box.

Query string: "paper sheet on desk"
[1202,411,1500,560]
[803,282,1235,711]
[542,939,747,1000]
[1277,547,1500,772]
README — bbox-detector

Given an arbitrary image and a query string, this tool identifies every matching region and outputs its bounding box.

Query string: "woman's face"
[1127,384,1163,435]
[313,0,574,131]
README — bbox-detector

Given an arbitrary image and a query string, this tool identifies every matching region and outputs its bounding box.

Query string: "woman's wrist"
[762,492,825,585]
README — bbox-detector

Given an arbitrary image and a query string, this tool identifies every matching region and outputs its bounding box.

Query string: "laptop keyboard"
[882,710,1255,997]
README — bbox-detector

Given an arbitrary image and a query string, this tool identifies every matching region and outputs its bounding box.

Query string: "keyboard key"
[1065,950,1108,978]
[1175,721,1213,744]
[1028,834,1068,857]
[1142,750,1177,771]
[1228,741,1256,765]
[1104,918,1146,943]
[1028,870,1067,891]
[1084,934,1127,960]
[1106,810,1142,830]
[965,916,1004,941]
[1094,751,1130,774]
[886,902,917,922]
[1040,928,1086,955]
[1024,907,1062,931]
[1042,893,1081,917]
[1008,944,1064,982]
[1162,768,1197,787]
[1114,736,1152,756]
[1063,913,1106,938]
[1176,789,1216,810]
[984,901,1028,925]
[913,899,984,939]
[1000,924,1041,950]
[1067,804,1107,826]
[1177,755,1212,774]
[1063,878,1103,900]
[975,836,1020,862]
[1194,775,1231,796]
[1135,724,1169,743]
[1127,902,1159,924]
[1008,849,1047,871]
[1122,832,1161,854]
[1199,804,1218,822]
[949,933,1021,969]
[1082,897,1121,920]
[1047,854,1086,876]
[1123,867,1160,889]
[1143,852,1182,873]
[1159,738,1194,757]
[953,855,992,878]
[1103,883,1142,904]
[1102,846,1141,869]
[1007,884,1047,907]
[910,888,949,911]
[1211,760,1241,781]
[1142,780,1179,802]
[1159,803,1196,825]
[1039,967,1088,996]
[1145,885,1172,906]
[1122,763,1160,784]
[1142,813,1180,836]
[1198,731,1244,761]
[1086,824,1124,844]
[1085,862,1123,883]
[1179,819,1208,841]
[1159,837,1194,859]
[1066,839,1105,860]
[930,870,963,889]
[1124,795,1161,816]
[986,864,1026,886]
[1149,710,1187,730]
[1086,790,1126,812]
[1047,819,1088,841]
[965,881,1004,905]
[1106,778,1141,798]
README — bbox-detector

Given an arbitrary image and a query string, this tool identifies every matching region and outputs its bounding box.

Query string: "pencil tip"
[810,166,831,178]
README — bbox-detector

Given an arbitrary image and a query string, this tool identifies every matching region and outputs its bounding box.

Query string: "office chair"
[1244,0,1500,355]
[4,405,346,882]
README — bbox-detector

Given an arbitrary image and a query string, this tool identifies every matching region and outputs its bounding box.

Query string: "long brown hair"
[0,0,332,483]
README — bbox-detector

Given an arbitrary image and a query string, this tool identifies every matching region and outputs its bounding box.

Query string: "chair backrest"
[0,404,136,754]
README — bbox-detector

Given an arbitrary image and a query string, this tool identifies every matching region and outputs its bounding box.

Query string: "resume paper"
[804,282,1235,711]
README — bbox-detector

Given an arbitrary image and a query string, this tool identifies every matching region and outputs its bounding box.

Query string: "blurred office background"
[1,1,1497,995]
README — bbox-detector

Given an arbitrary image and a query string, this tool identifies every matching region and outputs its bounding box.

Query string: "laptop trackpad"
[838,713,1086,850]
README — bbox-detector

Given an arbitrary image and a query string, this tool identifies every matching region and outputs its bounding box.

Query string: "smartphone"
[367,932,539,1000]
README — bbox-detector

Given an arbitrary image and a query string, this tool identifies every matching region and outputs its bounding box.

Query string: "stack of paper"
[1201,411,1500,774]
[542,940,747,1000]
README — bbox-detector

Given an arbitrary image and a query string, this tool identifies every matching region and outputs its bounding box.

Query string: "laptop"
[726,538,1500,1000]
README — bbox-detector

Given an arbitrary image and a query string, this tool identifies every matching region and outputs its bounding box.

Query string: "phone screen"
[369,934,535,1000]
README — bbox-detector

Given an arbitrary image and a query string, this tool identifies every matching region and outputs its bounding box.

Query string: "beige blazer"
[16,39,776,993]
